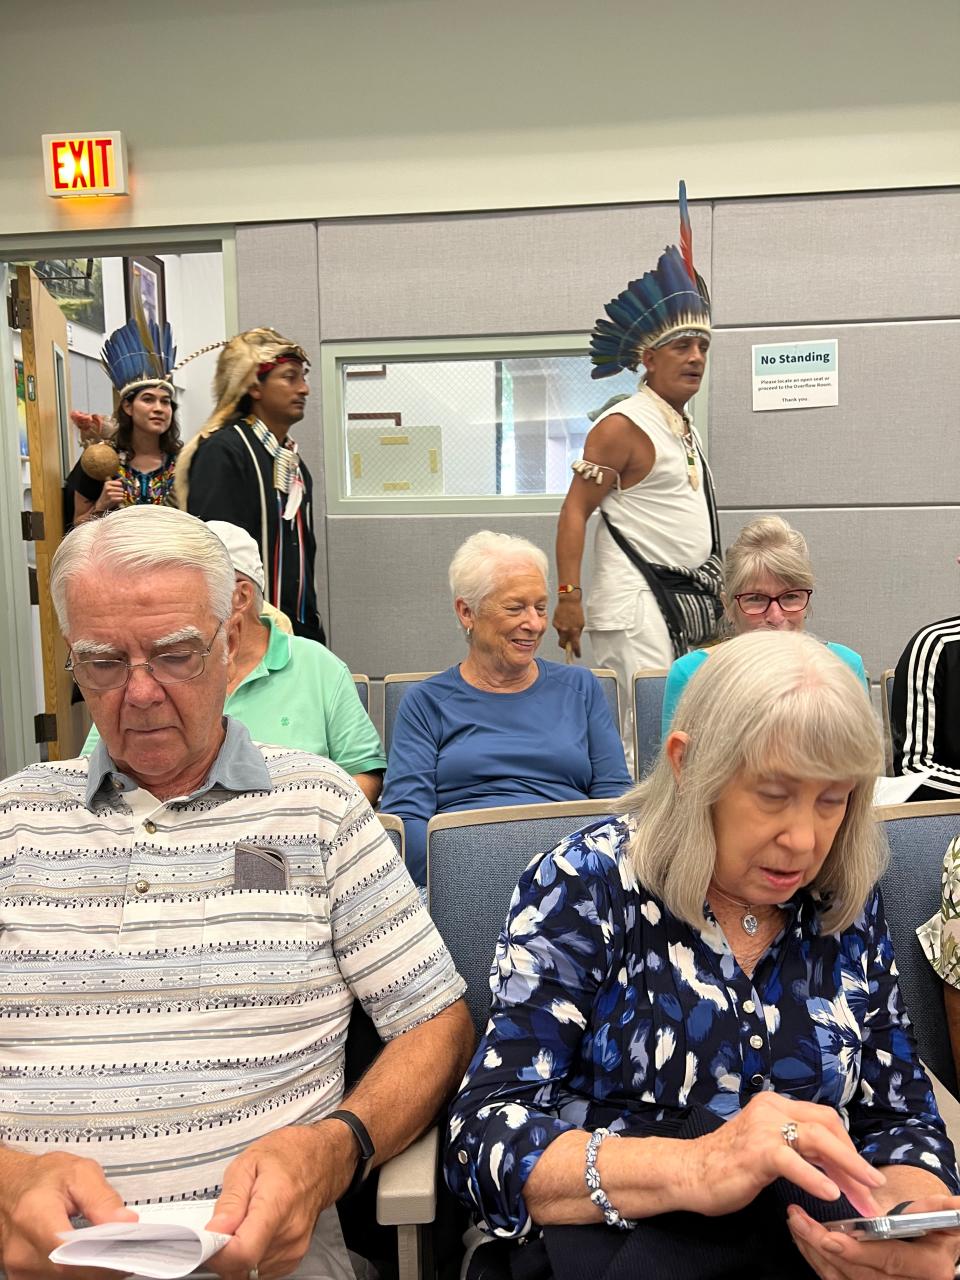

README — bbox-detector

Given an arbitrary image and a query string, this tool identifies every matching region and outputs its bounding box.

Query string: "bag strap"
[692,434,721,560]
[600,511,687,658]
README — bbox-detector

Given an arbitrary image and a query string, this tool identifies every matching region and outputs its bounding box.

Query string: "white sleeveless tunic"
[587,385,712,631]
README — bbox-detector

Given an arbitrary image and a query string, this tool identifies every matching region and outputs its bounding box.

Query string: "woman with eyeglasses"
[661,516,867,733]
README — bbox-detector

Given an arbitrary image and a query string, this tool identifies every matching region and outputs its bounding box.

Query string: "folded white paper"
[50,1199,231,1279]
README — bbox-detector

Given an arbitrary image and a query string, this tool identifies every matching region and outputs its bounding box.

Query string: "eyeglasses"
[66,623,222,691]
[734,589,813,617]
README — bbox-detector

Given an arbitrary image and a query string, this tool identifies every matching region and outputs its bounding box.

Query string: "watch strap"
[328,1108,375,1196]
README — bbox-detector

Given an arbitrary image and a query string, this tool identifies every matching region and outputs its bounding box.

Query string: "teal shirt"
[661,640,869,736]
[82,618,387,776]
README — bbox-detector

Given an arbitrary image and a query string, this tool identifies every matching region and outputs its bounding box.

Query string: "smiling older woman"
[661,516,867,733]
[380,531,631,885]
[446,631,960,1280]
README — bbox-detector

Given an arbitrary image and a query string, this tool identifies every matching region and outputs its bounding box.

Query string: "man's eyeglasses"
[66,623,223,692]
[734,589,813,617]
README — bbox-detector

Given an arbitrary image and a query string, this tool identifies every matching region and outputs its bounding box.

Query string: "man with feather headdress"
[177,329,325,644]
[552,183,722,759]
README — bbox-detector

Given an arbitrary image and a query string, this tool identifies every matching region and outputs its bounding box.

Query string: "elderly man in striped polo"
[0,505,472,1280]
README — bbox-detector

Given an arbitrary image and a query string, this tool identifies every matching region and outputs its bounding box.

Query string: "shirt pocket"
[198,889,331,996]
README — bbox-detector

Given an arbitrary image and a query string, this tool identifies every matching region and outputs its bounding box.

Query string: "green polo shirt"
[82,618,386,777]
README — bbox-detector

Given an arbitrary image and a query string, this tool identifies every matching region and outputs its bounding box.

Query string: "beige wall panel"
[708,323,960,507]
[712,191,960,325]
[316,203,712,340]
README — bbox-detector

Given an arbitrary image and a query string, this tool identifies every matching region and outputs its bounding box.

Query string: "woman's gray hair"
[626,630,886,934]
[50,506,236,633]
[724,515,814,601]
[448,530,548,613]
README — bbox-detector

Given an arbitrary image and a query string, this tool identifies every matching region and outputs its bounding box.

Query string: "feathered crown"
[589,181,711,380]
[175,327,309,512]
[101,288,177,399]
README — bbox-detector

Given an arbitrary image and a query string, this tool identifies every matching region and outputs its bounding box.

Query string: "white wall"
[56,253,223,437]
[1,0,957,238]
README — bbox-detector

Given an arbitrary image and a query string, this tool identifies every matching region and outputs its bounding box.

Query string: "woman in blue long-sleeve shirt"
[380,531,631,884]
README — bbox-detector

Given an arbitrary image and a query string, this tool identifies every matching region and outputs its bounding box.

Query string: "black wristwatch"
[328,1108,376,1196]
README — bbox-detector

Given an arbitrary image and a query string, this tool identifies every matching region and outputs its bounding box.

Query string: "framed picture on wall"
[124,255,166,331]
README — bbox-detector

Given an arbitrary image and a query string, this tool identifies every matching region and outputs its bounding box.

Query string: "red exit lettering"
[48,136,116,191]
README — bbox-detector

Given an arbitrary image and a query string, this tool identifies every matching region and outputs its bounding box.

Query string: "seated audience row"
[3,506,959,1279]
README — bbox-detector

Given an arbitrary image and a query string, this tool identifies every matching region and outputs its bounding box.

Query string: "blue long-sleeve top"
[445,816,959,1239]
[380,660,632,884]
[662,641,869,736]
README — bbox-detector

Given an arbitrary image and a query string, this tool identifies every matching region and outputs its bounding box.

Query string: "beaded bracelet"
[584,1127,637,1230]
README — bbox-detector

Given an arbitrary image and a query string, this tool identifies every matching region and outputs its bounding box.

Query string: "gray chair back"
[427,800,621,1029]
[352,673,371,714]
[877,800,960,1097]
[377,812,405,864]
[591,667,621,735]
[632,668,668,778]
[881,668,895,775]
[383,672,438,754]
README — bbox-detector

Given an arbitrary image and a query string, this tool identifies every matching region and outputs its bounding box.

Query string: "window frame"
[320,334,709,516]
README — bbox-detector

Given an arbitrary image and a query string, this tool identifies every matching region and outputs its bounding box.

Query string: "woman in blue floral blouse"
[446,630,960,1280]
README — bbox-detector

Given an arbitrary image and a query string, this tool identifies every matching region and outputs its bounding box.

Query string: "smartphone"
[826,1209,960,1240]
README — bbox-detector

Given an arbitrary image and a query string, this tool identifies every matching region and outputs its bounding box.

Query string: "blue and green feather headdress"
[589,181,711,380]
[101,288,177,400]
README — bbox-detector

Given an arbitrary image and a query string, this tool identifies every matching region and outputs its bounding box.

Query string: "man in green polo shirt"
[84,521,386,803]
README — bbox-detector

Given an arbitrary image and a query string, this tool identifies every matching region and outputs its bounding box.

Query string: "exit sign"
[42,132,128,197]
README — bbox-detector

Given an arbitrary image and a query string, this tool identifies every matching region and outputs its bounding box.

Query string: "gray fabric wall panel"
[316,202,712,340]
[326,514,600,676]
[236,223,331,629]
[717,507,960,685]
[709,322,960,507]
[712,190,960,326]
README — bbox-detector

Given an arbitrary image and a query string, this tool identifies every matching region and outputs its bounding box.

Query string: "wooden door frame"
[0,229,237,774]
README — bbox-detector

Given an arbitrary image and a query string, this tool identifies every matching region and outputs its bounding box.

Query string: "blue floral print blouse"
[445,817,960,1238]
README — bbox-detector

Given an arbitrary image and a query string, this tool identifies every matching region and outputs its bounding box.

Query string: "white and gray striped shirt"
[0,718,465,1205]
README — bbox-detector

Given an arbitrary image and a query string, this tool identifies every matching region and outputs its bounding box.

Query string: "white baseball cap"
[207,520,265,592]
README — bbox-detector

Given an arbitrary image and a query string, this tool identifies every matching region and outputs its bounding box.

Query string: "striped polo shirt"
[0,718,465,1204]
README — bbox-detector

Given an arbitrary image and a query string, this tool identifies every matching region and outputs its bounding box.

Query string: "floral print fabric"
[918,834,960,986]
[445,816,959,1238]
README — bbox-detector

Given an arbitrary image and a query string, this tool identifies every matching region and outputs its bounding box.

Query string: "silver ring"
[248,1269,259,1280]
[781,1121,799,1150]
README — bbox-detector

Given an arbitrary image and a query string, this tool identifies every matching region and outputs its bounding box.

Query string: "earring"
[465,627,473,640]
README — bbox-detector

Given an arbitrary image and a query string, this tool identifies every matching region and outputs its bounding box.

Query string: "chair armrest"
[376,1126,438,1226]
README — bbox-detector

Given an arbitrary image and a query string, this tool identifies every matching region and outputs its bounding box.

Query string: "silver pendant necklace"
[710,882,761,936]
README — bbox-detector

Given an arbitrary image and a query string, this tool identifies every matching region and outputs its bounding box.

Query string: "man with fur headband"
[177,329,325,644]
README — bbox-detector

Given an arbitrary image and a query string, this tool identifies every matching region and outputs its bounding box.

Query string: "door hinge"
[21,510,45,541]
[27,565,38,606]
[34,713,57,745]
[6,283,31,330]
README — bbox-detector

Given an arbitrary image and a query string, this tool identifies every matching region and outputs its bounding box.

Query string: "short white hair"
[448,530,548,612]
[51,506,235,633]
[626,630,886,934]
